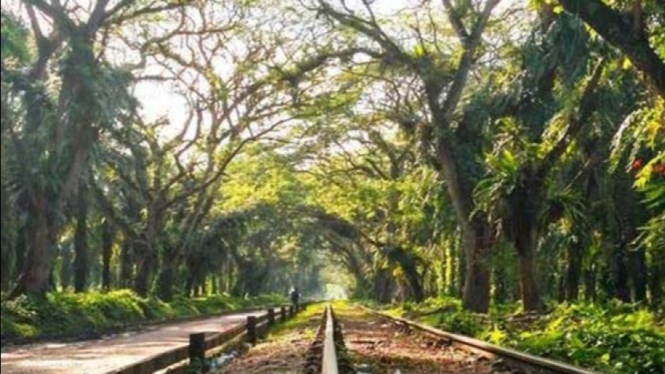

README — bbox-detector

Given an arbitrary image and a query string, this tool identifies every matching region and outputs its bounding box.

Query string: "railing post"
[189,332,207,372]
[280,306,287,321]
[268,308,275,326]
[247,316,257,345]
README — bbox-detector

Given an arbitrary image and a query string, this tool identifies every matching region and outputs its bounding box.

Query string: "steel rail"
[368,309,603,374]
[321,304,339,374]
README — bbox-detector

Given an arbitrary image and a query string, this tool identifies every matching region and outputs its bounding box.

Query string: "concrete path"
[1,311,264,374]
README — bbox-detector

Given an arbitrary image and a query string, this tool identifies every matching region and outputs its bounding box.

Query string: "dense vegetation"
[382,297,665,373]
[1,0,663,371]
[1,291,284,341]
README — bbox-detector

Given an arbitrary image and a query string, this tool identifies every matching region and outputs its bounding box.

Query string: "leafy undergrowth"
[0,290,286,341]
[381,298,665,374]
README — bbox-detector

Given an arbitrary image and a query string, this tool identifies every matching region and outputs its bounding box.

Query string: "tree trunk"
[134,248,155,296]
[155,263,176,301]
[120,242,133,288]
[565,239,583,300]
[10,197,53,297]
[390,247,425,302]
[509,177,544,312]
[74,184,88,293]
[559,0,665,97]
[13,225,27,290]
[200,276,207,296]
[518,252,542,311]
[628,247,647,303]
[650,258,663,308]
[101,220,115,291]
[584,265,596,301]
[611,246,631,302]
[59,243,72,290]
[211,275,218,295]
[460,218,492,312]
[185,274,194,297]
[373,269,394,304]
[493,263,508,304]
[434,134,491,312]
[0,188,14,291]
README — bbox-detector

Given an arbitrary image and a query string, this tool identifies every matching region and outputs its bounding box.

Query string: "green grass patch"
[267,302,325,337]
[1,290,286,341]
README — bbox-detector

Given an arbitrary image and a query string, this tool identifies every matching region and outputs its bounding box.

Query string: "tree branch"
[559,0,665,97]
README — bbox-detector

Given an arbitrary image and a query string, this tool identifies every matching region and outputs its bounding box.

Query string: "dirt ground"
[214,306,322,374]
[337,304,495,374]
[0,311,264,374]
[212,304,499,374]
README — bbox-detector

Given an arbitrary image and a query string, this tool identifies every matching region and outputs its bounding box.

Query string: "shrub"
[392,299,664,374]
[0,290,286,341]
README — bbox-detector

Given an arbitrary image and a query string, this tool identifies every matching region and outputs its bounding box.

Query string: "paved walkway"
[1,311,264,374]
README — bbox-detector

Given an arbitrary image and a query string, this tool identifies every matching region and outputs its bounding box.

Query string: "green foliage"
[0,11,30,65]
[0,290,286,340]
[511,303,665,374]
[398,298,665,374]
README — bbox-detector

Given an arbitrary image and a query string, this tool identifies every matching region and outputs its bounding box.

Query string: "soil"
[337,304,496,374]
[213,312,321,374]
[211,304,509,374]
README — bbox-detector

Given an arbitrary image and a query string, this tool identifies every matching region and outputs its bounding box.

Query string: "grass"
[267,302,325,337]
[0,290,286,341]
[371,297,665,374]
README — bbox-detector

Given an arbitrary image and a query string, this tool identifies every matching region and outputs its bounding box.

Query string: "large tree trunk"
[509,177,544,312]
[101,220,115,291]
[493,261,508,304]
[134,246,156,296]
[517,251,542,311]
[155,260,177,301]
[74,184,88,293]
[373,269,394,304]
[59,243,72,290]
[13,225,27,290]
[584,265,596,301]
[650,255,663,308]
[1,242,14,291]
[120,242,133,288]
[390,246,425,302]
[435,144,492,312]
[10,197,53,297]
[565,239,584,300]
[629,247,647,303]
[461,226,491,312]
[611,246,631,302]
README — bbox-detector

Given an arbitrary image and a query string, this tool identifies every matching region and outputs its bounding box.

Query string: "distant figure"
[290,286,300,310]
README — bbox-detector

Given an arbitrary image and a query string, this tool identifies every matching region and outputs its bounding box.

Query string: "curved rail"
[368,309,603,374]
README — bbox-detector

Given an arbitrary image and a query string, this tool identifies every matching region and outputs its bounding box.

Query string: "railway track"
[209,303,600,374]
[366,307,601,374]
[301,304,601,374]
[303,305,352,374]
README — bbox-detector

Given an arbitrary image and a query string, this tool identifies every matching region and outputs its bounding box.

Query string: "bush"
[508,303,665,374]
[391,298,665,374]
[1,290,286,341]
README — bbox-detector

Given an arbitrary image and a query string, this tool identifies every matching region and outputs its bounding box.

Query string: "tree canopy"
[1,0,663,318]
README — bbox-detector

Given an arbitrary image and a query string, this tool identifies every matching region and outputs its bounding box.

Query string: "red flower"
[632,159,643,170]
[656,163,665,175]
